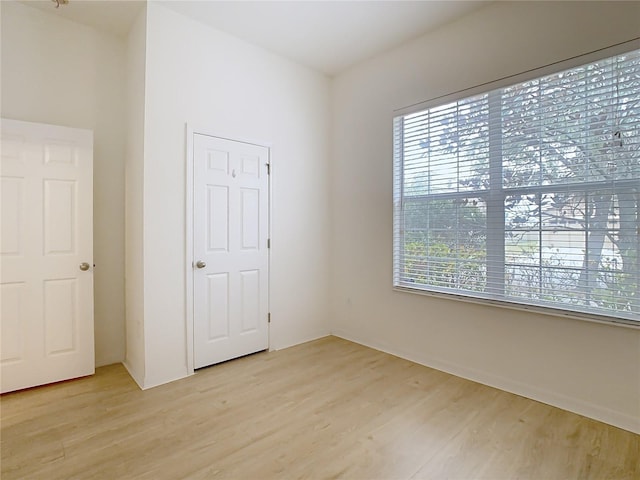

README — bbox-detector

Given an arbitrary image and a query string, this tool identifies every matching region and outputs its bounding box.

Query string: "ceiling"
[20,0,145,38]
[20,0,489,76]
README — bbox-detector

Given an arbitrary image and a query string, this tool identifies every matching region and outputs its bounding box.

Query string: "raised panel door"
[0,118,94,393]
[193,134,269,369]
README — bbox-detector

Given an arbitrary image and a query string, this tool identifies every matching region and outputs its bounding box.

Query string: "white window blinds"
[393,48,640,325]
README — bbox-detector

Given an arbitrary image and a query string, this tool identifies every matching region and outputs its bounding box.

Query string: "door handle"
[79,262,91,271]
[195,260,206,269]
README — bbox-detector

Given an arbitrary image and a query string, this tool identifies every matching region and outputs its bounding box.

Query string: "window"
[393,47,640,325]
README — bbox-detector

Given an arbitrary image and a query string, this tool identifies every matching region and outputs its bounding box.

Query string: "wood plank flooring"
[1,336,638,479]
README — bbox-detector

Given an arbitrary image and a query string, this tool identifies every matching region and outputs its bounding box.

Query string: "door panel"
[207,272,230,341]
[0,118,94,393]
[1,176,23,255]
[44,179,77,255]
[44,140,77,166]
[43,278,77,355]
[240,188,260,249]
[0,283,25,363]
[208,185,229,252]
[193,134,269,369]
[240,269,260,333]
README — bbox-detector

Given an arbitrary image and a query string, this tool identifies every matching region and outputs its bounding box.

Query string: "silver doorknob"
[79,262,90,271]
[195,260,206,269]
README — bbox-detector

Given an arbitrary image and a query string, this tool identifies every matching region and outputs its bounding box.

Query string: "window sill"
[393,285,640,329]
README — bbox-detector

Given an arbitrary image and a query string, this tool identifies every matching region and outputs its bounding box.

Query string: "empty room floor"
[1,336,638,479]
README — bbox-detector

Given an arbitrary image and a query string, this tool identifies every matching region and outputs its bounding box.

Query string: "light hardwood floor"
[1,336,638,479]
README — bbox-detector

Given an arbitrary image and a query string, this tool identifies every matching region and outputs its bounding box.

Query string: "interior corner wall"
[330,0,640,433]
[139,2,331,388]
[123,5,147,387]
[1,0,127,368]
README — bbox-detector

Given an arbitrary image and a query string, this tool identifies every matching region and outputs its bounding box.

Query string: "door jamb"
[184,124,272,375]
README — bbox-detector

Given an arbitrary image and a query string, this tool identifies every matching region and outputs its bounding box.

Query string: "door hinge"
[268,312,271,324]
[266,163,271,175]
[267,238,271,249]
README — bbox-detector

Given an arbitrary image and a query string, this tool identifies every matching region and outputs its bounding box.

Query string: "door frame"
[184,124,272,375]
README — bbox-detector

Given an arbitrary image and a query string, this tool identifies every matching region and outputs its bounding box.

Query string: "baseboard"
[96,354,125,369]
[331,329,640,435]
[270,329,331,352]
[122,360,144,390]
[142,368,192,390]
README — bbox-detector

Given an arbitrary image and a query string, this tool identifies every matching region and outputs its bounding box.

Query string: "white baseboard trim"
[271,330,331,352]
[331,329,640,435]
[122,360,144,390]
[96,354,125,369]
[142,369,192,391]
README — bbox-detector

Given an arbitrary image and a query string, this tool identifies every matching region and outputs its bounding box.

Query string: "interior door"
[1,118,94,393]
[193,134,269,369]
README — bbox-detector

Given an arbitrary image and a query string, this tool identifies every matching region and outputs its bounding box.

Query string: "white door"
[1,118,94,393]
[193,134,269,369]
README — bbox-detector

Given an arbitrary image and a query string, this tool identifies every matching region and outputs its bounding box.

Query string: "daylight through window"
[393,48,640,324]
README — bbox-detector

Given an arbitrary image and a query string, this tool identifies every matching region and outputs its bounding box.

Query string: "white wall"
[330,1,640,433]
[138,2,331,388]
[1,1,126,367]
[5,0,636,434]
[123,6,147,386]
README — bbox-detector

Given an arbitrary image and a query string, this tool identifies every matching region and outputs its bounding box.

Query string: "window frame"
[392,39,640,328]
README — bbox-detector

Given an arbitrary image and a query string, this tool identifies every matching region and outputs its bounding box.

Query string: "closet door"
[192,134,270,369]
[1,119,94,393]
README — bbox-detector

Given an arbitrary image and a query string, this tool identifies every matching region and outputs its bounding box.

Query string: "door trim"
[184,124,272,375]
